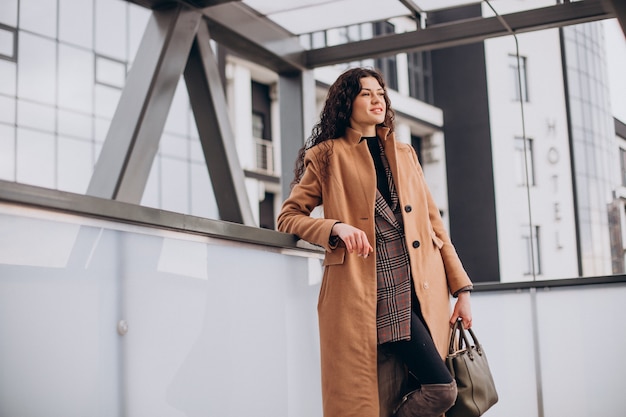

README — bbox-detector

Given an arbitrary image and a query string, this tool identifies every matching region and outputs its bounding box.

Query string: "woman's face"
[349,76,386,136]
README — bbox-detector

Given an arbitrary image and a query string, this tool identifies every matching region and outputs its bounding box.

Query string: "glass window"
[326,27,348,47]
[0,59,16,95]
[95,0,127,61]
[95,55,126,89]
[0,95,15,125]
[58,108,93,140]
[252,112,264,139]
[161,133,188,160]
[19,0,57,38]
[161,157,189,214]
[360,23,373,40]
[577,176,590,210]
[16,128,55,188]
[311,31,326,49]
[568,64,580,100]
[411,135,423,165]
[569,99,583,129]
[514,136,535,186]
[128,4,151,62]
[57,136,93,194]
[259,191,275,230]
[0,0,18,27]
[347,25,361,42]
[17,32,56,104]
[299,33,311,49]
[585,142,597,176]
[59,0,93,49]
[190,136,204,164]
[522,225,542,276]
[0,124,15,181]
[190,161,217,218]
[94,83,122,119]
[374,21,398,91]
[94,114,110,141]
[0,26,16,60]
[17,99,55,133]
[59,44,94,112]
[407,51,434,104]
[509,54,528,102]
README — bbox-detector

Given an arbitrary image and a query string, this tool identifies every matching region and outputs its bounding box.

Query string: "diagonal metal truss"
[184,20,255,225]
[88,3,255,225]
[87,6,202,202]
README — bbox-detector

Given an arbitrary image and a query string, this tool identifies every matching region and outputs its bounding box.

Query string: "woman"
[277,68,473,417]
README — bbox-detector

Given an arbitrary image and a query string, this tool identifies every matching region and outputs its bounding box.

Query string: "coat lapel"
[380,127,401,203]
[374,191,401,230]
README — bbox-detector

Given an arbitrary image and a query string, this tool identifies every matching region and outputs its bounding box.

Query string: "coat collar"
[345,126,392,145]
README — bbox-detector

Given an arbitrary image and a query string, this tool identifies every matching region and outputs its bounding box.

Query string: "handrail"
[3,179,625,286]
[474,274,626,292]
[0,179,321,254]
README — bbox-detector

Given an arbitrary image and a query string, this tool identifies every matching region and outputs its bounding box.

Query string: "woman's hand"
[450,292,472,328]
[331,223,373,258]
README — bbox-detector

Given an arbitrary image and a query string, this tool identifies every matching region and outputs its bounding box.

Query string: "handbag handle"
[448,319,485,359]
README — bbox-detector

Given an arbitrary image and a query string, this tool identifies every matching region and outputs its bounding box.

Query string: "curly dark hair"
[291,67,396,186]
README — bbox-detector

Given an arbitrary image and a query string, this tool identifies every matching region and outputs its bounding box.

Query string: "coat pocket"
[323,248,346,266]
[431,232,444,249]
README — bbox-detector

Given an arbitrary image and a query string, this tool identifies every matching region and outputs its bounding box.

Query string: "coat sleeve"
[407,146,473,293]
[277,150,341,252]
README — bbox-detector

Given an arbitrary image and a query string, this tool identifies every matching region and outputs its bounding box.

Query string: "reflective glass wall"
[563,22,621,276]
[0,0,217,218]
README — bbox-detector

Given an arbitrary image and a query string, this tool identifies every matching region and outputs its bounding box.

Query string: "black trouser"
[383,296,452,385]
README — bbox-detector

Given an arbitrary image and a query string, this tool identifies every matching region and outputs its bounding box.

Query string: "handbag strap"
[448,319,485,357]
[466,327,484,355]
[448,319,466,354]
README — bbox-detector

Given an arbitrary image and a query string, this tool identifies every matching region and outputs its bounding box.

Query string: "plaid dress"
[371,139,412,345]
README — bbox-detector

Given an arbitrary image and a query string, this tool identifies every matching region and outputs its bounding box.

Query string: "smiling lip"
[371,108,384,113]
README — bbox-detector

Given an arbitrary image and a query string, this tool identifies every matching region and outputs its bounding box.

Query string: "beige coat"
[277,127,472,417]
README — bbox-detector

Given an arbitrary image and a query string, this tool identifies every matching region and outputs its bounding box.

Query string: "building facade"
[0,0,623,283]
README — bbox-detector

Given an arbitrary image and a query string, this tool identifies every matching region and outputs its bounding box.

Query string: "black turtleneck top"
[363,136,391,206]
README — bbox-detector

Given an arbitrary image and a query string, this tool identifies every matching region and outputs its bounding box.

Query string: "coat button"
[423,282,429,290]
[412,240,420,248]
[404,205,412,213]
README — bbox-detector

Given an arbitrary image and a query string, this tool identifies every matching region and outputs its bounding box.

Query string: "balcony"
[254,137,276,175]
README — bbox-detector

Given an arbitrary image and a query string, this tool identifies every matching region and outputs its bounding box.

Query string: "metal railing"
[0,184,624,417]
[255,137,275,174]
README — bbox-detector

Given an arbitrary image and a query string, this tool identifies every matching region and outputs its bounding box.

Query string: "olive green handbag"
[445,320,498,417]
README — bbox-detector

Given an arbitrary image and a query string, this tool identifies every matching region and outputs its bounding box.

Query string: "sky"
[604,18,626,123]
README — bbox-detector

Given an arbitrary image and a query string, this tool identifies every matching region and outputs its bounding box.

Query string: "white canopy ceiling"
[241,0,511,34]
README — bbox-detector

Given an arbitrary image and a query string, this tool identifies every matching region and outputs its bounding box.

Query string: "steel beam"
[305,0,614,67]
[88,5,202,202]
[278,71,316,200]
[200,2,306,73]
[607,0,626,36]
[128,0,240,10]
[184,21,255,226]
[126,0,304,73]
